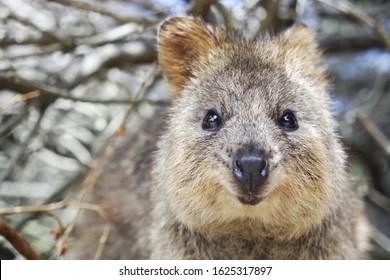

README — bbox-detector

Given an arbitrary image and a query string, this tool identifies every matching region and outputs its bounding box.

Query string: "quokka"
[72,16,370,259]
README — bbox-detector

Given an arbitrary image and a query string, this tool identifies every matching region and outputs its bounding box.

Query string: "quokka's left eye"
[278,110,298,131]
[202,109,222,131]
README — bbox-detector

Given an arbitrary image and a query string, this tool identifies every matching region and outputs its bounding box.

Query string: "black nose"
[233,148,269,193]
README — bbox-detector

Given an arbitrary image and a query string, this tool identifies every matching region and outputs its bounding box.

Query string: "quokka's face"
[167,59,330,206]
[158,17,337,220]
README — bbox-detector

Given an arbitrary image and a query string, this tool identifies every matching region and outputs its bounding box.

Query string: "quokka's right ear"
[158,16,217,97]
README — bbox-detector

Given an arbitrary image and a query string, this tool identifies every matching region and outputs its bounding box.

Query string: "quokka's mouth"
[237,193,263,205]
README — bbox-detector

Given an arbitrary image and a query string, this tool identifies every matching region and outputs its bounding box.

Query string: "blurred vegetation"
[0,0,389,259]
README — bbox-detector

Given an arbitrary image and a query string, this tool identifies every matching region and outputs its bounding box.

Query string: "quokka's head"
[155,17,345,231]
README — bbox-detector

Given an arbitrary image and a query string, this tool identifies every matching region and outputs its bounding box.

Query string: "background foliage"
[0,0,389,259]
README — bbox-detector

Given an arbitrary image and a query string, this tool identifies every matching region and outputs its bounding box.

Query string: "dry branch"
[0,62,160,259]
[0,220,41,260]
[0,109,45,183]
[356,112,390,158]
[0,91,41,112]
[252,0,282,39]
[315,0,390,49]
[367,186,390,216]
[319,35,385,53]
[1,0,389,261]
[0,103,29,137]
[188,0,217,19]
[51,61,160,259]
[0,73,167,106]
[213,2,234,31]
[48,0,157,25]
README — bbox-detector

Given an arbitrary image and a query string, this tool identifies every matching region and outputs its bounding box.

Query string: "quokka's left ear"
[280,24,327,85]
[282,24,316,48]
[157,16,218,97]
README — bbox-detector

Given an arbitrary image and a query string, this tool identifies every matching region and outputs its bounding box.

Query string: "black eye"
[278,110,298,131]
[202,109,222,131]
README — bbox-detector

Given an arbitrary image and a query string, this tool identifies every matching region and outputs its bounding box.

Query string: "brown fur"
[72,17,370,259]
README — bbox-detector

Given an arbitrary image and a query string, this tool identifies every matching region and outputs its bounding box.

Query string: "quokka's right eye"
[278,109,299,132]
[202,109,222,131]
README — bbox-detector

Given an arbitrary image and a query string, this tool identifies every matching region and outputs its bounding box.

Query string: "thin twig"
[50,168,98,259]
[5,12,66,47]
[0,220,41,260]
[252,0,281,39]
[77,23,142,46]
[74,203,112,260]
[315,0,390,49]
[367,186,390,216]
[0,73,167,105]
[213,2,234,31]
[0,108,45,183]
[14,172,84,231]
[51,61,160,259]
[0,102,29,137]
[373,228,390,253]
[95,222,111,260]
[118,61,159,132]
[0,200,71,216]
[7,24,151,59]
[47,0,157,26]
[188,0,216,19]
[365,74,388,111]
[0,8,60,48]
[0,91,41,112]
[355,112,390,158]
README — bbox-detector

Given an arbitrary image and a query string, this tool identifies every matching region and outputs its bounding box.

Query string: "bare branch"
[315,0,390,49]
[0,103,29,137]
[367,186,390,216]
[373,228,390,252]
[69,203,111,260]
[356,112,390,158]
[213,2,234,31]
[77,24,143,46]
[0,9,60,48]
[5,11,62,45]
[0,73,167,106]
[0,108,45,183]
[0,220,41,260]
[188,0,217,19]
[95,222,111,260]
[50,62,160,259]
[252,0,282,39]
[47,0,157,26]
[319,34,386,53]
[0,91,41,112]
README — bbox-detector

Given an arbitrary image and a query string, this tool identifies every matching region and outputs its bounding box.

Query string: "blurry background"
[0,0,389,259]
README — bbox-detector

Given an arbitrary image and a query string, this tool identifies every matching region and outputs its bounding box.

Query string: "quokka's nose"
[233,148,269,192]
